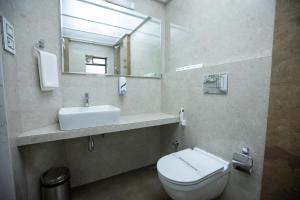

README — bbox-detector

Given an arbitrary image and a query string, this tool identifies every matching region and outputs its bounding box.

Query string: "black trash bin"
[41,167,71,200]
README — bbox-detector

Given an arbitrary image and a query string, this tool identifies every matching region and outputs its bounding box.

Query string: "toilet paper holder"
[232,147,253,174]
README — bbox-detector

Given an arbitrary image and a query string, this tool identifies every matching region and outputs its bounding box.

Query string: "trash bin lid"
[41,167,70,186]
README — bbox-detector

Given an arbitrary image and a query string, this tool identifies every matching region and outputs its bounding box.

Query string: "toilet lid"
[157,148,226,185]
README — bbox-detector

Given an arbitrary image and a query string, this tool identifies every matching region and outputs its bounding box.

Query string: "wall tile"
[4,1,165,200]
[162,1,276,199]
[165,0,276,72]
[62,75,161,115]
[162,55,273,200]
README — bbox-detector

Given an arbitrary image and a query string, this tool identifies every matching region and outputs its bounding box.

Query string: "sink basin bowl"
[58,105,120,130]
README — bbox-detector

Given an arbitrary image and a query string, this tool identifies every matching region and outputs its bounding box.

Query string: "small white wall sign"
[1,16,16,55]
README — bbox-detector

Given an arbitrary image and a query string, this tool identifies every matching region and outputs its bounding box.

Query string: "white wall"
[161,0,276,199]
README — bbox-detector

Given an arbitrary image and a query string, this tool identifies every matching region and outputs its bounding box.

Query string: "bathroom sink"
[58,105,120,130]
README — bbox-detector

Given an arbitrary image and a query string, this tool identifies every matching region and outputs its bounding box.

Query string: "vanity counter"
[17,113,179,146]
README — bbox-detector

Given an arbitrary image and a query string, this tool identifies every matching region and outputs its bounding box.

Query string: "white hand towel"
[37,50,59,91]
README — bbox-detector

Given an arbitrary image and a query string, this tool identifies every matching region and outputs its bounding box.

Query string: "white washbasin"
[58,105,120,130]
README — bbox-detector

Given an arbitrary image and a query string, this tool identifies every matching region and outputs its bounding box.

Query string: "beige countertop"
[17,113,179,146]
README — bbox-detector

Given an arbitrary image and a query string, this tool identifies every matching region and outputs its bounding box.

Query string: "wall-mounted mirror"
[61,0,162,78]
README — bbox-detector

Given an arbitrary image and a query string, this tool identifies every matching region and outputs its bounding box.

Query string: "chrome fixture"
[84,92,89,107]
[118,77,127,95]
[242,147,250,155]
[88,136,95,152]
[33,39,45,55]
[203,73,228,94]
[232,147,253,174]
[33,39,45,51]
[172,139,180,152]
[37,39,45,49]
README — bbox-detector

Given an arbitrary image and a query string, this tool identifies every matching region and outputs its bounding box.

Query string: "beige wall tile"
[1,0,164,200]
[162,1,276,199]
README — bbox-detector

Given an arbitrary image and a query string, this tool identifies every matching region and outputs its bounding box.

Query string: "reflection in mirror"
[61,0,162,78]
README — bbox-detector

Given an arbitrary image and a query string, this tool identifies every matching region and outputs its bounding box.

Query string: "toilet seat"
[157,148,228,186]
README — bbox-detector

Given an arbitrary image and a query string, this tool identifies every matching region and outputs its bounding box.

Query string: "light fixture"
[105,0,134,10]
[154,0,172,5]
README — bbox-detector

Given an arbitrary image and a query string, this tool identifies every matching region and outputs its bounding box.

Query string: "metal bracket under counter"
[16,113,179,146]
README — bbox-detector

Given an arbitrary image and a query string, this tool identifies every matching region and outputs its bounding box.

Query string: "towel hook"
[33,39,45,50]
[37,39,45,49]
[33,39,45,55]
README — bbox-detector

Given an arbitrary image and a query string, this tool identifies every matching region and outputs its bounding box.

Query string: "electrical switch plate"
[1,16,16,55]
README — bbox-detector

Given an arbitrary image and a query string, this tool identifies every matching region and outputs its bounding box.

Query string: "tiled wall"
[11,0,164,133]
[261,0,300,199]
[161,0,276,199]
[3,1,296,200]
[0,1,28,199]
[0,30,16,200]
[0,0,164,200]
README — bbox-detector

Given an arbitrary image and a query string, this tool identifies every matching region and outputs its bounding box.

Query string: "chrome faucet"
[84,93,89,107]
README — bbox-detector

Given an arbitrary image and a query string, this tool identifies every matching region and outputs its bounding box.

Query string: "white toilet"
[157,148,230,200]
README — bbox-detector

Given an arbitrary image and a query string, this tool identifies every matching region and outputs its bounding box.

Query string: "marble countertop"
[17,113,179,146]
